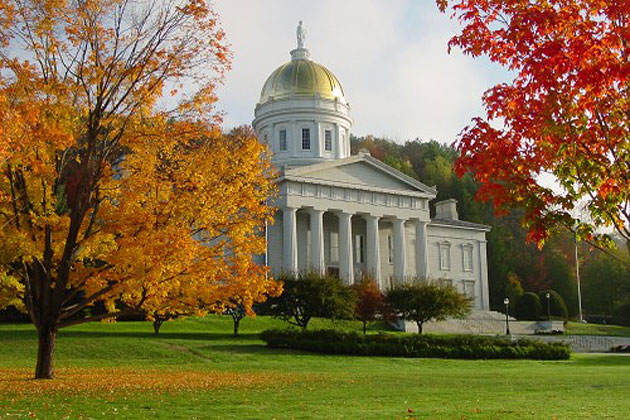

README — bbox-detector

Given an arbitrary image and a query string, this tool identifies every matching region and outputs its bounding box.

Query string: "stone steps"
[396,311,564,335]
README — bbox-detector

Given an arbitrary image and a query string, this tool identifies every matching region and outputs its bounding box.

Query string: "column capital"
[336,211,353,221]
[306,207,326,215]
[362,214,381,222]
[392,217,407,226]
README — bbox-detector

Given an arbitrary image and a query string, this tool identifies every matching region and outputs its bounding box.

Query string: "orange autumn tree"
[436,0,630,254]
[0,0,278,379]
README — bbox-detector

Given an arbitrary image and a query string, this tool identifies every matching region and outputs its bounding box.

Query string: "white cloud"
[213,0,509,144]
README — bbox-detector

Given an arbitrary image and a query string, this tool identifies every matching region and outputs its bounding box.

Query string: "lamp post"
[504,297,510,335]
[574,230,584,322]
[546,292,551,322]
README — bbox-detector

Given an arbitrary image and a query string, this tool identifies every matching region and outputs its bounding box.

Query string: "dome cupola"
[253,21,353,167]
[259,56,346,105]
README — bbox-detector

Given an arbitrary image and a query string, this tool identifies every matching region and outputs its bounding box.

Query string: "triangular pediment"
[282,155,436,196]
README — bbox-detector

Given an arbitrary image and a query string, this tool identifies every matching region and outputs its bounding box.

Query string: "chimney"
[435,199,458,220]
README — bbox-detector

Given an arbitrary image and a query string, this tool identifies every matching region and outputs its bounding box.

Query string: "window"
[325,129,333,151]
[330,231,339,263]
[462,280,475,299]
[279,129,287,151]
[387,234,393,264]
[302,128,311,150]
[354,235,365,264]
[439,242,451,271]
[462,244,474,272]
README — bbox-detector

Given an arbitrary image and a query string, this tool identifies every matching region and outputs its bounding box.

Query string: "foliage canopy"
[0,0,278,378]
[438,0,630,254]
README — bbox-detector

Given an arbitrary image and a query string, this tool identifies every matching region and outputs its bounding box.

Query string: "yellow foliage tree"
[0,0,279,379]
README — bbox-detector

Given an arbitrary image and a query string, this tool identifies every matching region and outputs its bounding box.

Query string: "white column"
[334,123,341,159]
[309,209,325,275]
[479,240,490,310]
[282,207,298,274]
[393,218,407,282]
[415,220,429,279]
[364,215,381,286]
[338,212,354,285]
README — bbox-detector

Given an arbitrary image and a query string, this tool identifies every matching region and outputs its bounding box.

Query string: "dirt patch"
[0,367,302,398]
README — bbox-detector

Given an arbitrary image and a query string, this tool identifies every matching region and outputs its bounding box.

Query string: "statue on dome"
[297,21,306,49]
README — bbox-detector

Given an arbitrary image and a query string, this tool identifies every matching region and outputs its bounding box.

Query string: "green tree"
[582,251,630,316]
[515,293,542,321]
[539,290,568,321]
[385,280,471,334]
[265,272,356,330]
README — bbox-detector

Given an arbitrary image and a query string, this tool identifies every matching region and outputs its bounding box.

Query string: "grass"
[565,321,630,337]
[1,316,630,419]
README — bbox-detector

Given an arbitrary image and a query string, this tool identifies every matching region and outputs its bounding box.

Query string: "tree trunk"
[416,322,423,334]
[153,319,163,335]
[35,326,57,379]
[363,320,367,335]
[233,317,240,336]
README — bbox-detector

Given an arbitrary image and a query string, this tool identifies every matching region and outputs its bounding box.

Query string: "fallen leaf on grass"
[0,368,304,399]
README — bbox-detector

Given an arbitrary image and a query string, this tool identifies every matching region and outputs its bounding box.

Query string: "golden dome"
[259,58,346,105]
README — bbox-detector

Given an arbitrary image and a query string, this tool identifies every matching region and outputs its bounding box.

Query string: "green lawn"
[565,321,630,337]
[1,316,630,419]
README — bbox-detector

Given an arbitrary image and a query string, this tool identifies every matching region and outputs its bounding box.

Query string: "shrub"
[515,292,542,320]
[351,276,386,334]
[262,272,356,329]
[261,329,571,360]
[611,345,630,353]
[386,279,471,333]
[614,299,630,326]
[538,290,568,320]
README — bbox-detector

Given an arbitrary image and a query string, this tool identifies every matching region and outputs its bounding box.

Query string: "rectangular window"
[330,231,339,263]
[387,234,393,264]
[302,128,311,150]
[439,242,451,271]
[462,245,473,272]
[462,280,475,298]
[279,129,287,151]
[325,130,333,151]
[354,235,365,264]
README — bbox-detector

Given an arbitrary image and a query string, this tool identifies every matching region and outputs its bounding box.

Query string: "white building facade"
[253,23,490,311]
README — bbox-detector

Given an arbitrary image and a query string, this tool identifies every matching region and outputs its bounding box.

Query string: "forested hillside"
[352,135,630,322]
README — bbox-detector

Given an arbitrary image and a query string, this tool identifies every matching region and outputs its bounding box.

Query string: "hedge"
[261,329,571,360]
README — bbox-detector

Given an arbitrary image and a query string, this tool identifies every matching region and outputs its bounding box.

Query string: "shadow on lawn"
[2,329,263,342]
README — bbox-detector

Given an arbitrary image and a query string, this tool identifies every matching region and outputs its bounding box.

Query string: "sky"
[213,0,512,145]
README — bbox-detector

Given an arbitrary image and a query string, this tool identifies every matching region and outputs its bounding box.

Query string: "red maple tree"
[437,0,630,255]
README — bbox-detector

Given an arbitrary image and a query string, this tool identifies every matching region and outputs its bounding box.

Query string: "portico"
[270,150,436,287]
[280,207,430,285]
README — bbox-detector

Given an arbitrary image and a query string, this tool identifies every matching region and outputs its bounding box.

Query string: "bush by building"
[260,272,356,330]
[351,276,388,334]
[515,292,542,320]
[539,289,569,320]
[385,279,471,333]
